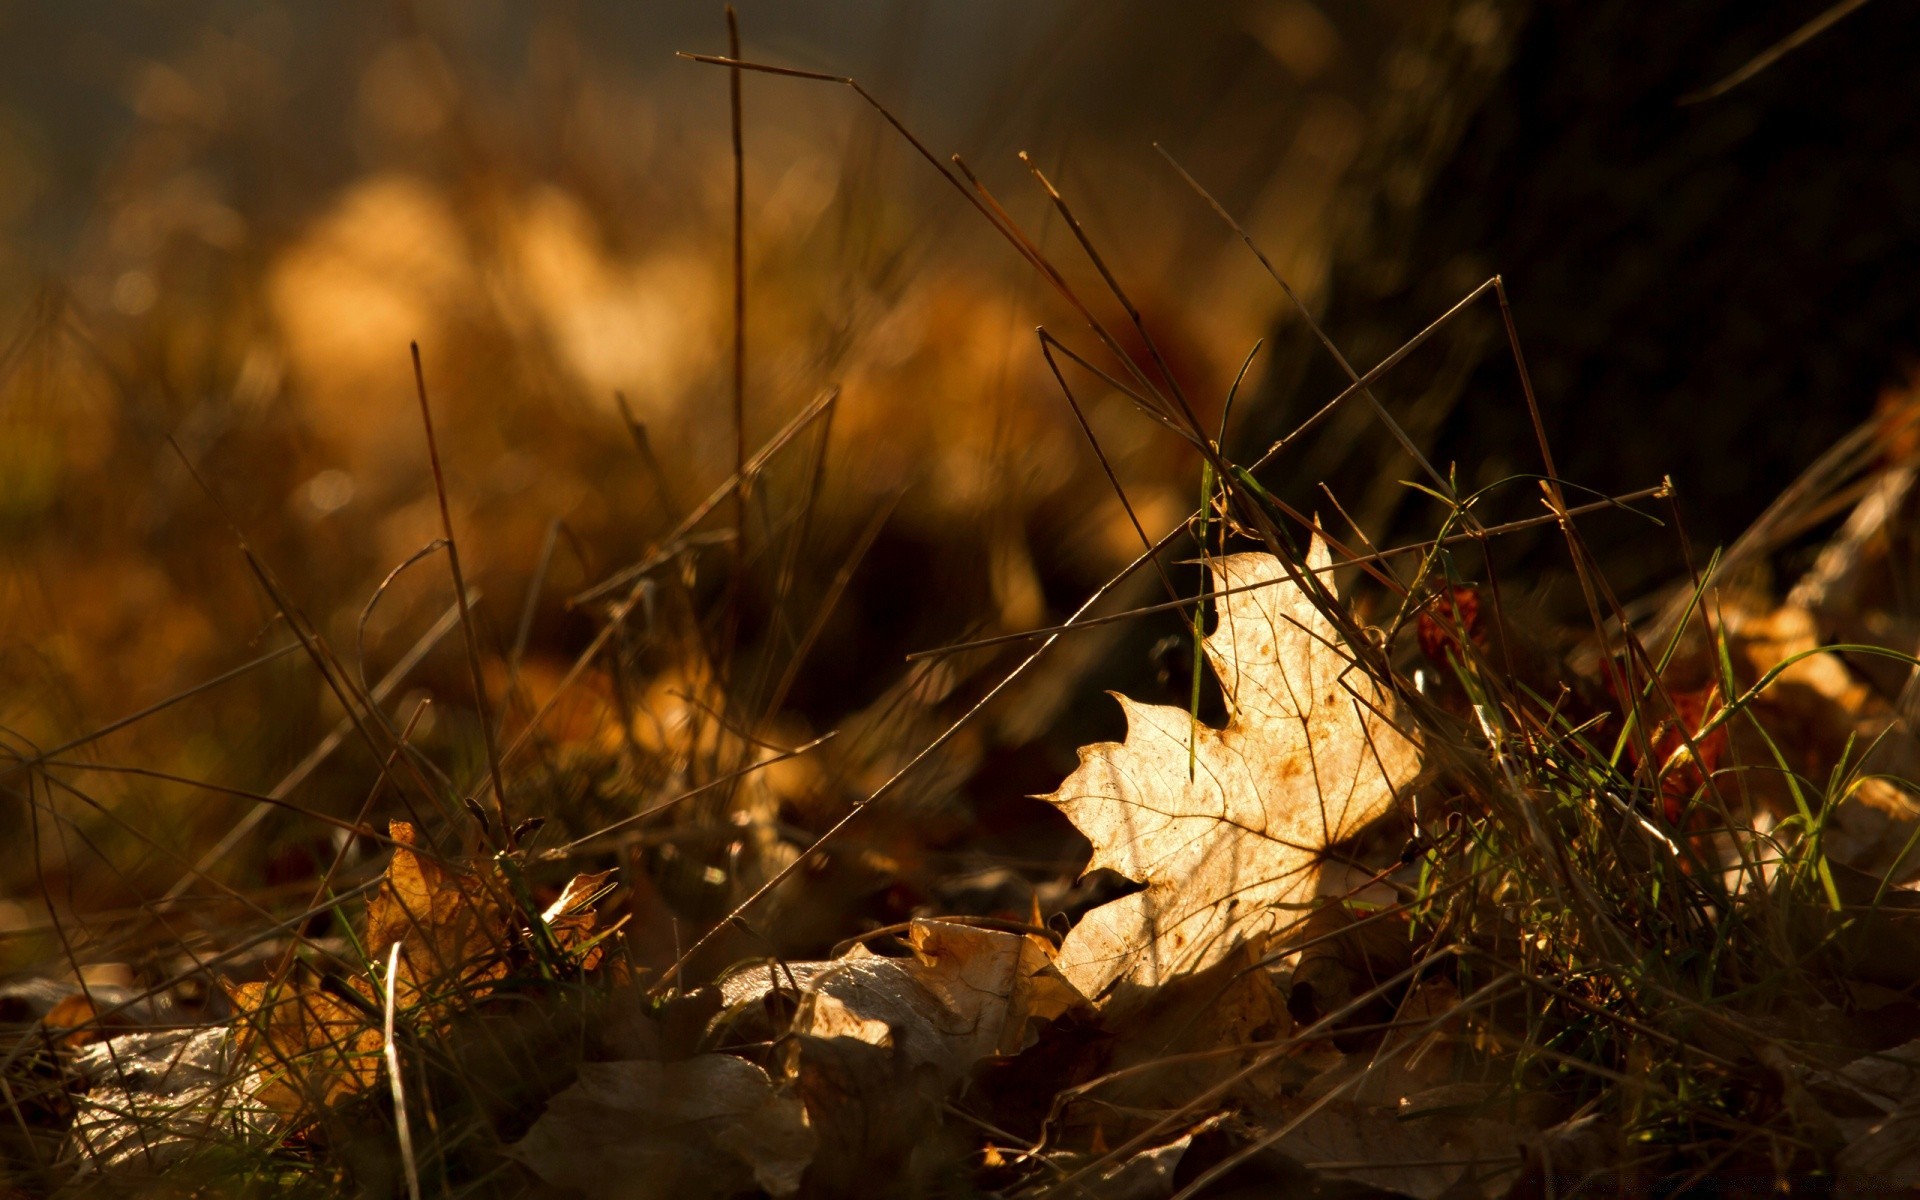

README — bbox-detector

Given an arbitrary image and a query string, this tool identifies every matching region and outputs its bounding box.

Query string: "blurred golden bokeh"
[0,0,1486,952]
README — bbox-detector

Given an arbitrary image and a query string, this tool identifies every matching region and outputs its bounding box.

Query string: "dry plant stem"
[1033,327,1200,444]
[950,154,1194,438]
[1038,333,1183,604]
[713,6,750,742]
[1680,0,1876,103]
[174,432,449,827]
[0,642,301,783]
[1053,951,1498,1194]
[1153,144,1450,498]
[478,390,837,820]
[356,539,450,694]
[948,153,1288,558]
[1260,278,1509,485]
[572,386,836,606]
[767,398,837,652]
[1490,277,1644,761]
[539,731,835,859]
[410,343,512,849]
[39,761,389,852]
[383,941,424,1200]
[1021,153,1200,427]
[32,771,283,949]
[727,6,747,535]
[503,519,566,730]
[612,391,683,517]
[757,490,898,724]
[721,429,869,820]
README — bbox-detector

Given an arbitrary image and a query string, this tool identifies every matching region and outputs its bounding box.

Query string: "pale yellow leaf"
[1046,543,1421,1001]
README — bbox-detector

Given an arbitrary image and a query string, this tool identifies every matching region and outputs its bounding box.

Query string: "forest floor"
[9,22,1920,1200]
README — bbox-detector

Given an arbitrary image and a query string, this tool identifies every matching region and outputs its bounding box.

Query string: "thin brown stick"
[572,386,837,607]
[720,8,751,744]
[1153,142,1450,495]
[410,343,511,848]
[539,731,836,859]
[1038,332,1182,604]
[162,598,468,902]
[727,8,747,528]
[0,642,301,782]
[1680,0,1875,104]
[164,434,443,824]
[1021,152,1200,431]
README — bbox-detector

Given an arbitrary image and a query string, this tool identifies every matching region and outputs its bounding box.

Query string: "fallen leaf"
[1045,543,1421,1002]
[43,992,139,1049]
[227,980,384,1113]
[712,920,1082,1194]
[226,823,614,1123]
[507,1054,817,1199]
[719,919,1082,1089]
[65,1027,244,1173]
[1808,1039,1920,1191]
[362,821,515,1012]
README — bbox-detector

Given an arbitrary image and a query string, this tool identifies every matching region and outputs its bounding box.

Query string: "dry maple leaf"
[362,822,612,1011]
[228,980,384,1113]
[228,823,613,1119]
[362,821,517,1012]
[1047,542,1421,1002]
[720,919,1082,1085]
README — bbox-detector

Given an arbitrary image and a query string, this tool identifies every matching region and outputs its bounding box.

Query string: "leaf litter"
[33,376,1920,1198]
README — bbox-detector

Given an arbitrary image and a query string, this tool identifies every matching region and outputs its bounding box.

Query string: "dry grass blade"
[410,343,512,848]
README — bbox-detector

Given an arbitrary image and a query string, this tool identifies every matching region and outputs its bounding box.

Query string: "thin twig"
[411,343,511,847]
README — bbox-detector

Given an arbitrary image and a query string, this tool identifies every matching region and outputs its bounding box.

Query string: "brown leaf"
[1046,543,1422,1003]
[227,824,613,1124]
[1061,942,1294,1137]
[362,821,514,1012]
[1726,607,1920,876]
[507,1055,817,1200]
[721,919,1083,1089]
[228,980,383,1114]
[1803,1038,1920,1191]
